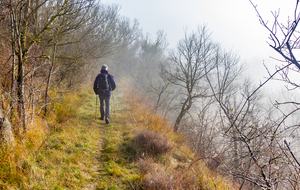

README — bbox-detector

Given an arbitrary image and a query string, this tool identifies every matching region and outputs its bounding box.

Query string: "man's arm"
[93,75,99,94]
[109,75,116,91]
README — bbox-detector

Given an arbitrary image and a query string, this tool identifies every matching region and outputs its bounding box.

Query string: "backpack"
[97,73,109,93]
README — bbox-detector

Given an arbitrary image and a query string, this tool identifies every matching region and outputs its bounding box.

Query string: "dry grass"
[98,84,238,189]
[132,129,172,156]
[137,157,200,189]
[0,90,100,189]
[0,83,237,189]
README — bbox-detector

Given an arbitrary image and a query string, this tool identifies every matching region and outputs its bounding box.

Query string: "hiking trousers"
[99,95,110,119]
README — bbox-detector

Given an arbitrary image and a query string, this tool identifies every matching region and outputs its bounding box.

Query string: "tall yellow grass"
[0,90,99,189]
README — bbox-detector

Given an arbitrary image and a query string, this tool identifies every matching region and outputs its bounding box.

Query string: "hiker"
[93,64,116,124]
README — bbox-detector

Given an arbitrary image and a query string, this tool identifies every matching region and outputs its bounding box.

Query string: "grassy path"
[82,88,140,189]
[93,89,142,189]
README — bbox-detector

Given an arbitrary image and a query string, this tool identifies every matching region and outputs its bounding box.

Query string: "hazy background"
[103,0,296,91]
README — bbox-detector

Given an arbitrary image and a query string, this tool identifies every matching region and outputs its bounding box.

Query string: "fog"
[104,0,296,87]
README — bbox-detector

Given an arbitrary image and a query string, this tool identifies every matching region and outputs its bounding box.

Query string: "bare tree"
[250,0,300,182]
[162,26,217,132]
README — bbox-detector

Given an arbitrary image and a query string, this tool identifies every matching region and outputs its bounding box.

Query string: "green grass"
[31,91,101,189]
[96,89,142,189]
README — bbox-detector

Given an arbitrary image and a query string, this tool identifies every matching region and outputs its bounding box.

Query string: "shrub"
[133,130,172,157]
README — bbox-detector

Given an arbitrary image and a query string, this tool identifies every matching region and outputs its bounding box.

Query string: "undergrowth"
[0,89,100,189]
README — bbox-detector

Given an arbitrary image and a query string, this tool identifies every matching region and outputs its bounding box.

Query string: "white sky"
[103,0,297,86]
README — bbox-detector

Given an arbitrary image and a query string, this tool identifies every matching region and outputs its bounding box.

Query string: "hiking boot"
[105,118,110,124]
[99,117,104,120]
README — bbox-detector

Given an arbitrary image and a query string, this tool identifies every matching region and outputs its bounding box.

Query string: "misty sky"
[103,0,296,85]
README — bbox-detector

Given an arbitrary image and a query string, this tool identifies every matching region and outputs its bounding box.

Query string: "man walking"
[93,64,116,124]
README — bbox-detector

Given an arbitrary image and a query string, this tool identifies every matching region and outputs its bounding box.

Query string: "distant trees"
[138,31,167,84]
[136,31,172,113]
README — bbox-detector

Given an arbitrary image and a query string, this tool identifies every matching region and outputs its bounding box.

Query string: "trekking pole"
[112,92,116,118]
[95,95,97,119]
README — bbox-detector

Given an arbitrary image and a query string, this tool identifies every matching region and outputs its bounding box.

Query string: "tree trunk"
[44,42,57,116]
[233,130,239,168]
[174,111,185,132]
[10,3,16,119]
[16,28,27,131]
[173,96,192,132]
[34,0,39,35]
[17,60,26,132]
[30,62,36,123]
[15,1,30,132]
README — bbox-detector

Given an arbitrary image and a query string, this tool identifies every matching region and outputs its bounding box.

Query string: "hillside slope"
[0,85,237,189]
[94,86,237,189]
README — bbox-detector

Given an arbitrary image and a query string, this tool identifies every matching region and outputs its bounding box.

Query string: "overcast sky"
[103,0,296,85]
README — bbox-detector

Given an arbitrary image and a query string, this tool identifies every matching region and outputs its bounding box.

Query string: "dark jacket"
[93,70,116,96]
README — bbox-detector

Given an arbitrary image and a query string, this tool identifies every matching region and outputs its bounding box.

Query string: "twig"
[284,140,300,168]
